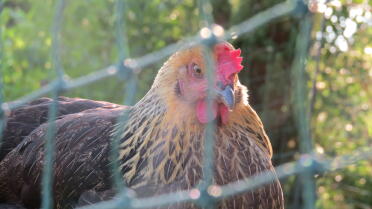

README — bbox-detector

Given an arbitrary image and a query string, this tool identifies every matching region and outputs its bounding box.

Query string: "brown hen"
[0,42,283,209]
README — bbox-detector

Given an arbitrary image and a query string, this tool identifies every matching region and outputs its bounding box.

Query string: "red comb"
[214,43,244,84]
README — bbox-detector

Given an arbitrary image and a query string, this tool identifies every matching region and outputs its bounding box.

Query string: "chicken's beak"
[216,85,235,111]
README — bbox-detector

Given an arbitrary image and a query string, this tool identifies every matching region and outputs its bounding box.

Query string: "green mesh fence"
[0,0,371,209]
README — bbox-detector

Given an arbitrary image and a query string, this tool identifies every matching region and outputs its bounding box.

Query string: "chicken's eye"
[191,63,203,78]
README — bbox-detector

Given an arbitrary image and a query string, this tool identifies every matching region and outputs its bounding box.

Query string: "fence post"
[197,0,225,208]
[290,1,316,209]
[40,0,66,208]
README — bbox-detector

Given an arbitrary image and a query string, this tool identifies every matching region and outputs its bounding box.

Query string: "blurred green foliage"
[1,0,371,208]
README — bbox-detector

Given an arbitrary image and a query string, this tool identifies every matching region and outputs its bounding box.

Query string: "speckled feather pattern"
[114,86,283,209]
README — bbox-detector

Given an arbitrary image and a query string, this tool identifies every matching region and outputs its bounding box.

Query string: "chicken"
[0,42,284,209]
[0,97,122,161]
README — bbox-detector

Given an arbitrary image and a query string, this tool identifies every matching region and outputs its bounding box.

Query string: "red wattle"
[196,100,218,124]
[219,105,229,125]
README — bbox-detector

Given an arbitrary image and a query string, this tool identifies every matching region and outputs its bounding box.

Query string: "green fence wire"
[0,0,4,145]
[0,0,371,209]
[290,10,315,209]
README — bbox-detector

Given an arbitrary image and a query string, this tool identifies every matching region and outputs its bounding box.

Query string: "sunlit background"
[1,0,371,208]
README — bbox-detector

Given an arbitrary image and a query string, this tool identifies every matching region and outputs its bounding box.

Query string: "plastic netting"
[0,0,371,209]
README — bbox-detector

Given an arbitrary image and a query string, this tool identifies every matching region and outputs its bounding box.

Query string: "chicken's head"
[154,42,244,125]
